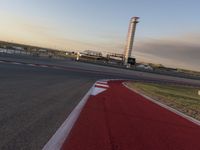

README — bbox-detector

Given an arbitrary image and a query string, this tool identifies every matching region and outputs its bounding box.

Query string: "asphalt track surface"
[62,80,200,150]
[0,59,130,150]
[1,55,200,150]
[0,63,100,150]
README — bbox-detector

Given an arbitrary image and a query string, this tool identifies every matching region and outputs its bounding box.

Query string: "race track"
[0,55,200,150]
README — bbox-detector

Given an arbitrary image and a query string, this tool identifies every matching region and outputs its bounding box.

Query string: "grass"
[126,82,200,121]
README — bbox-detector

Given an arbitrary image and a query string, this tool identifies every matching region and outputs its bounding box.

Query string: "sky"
[0,0,200,71]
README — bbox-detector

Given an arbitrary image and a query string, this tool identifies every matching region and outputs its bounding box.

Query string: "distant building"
[11,46,24,50]
[82,50,102,57]
[76,50,103,61]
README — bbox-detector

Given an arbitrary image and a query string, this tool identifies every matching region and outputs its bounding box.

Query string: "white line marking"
[53,66,60,69]
[95,83,109,88]
[91,87,106,96]
[27,64,36,66]
[40,65,48,68]
[96,81,108,85]
[11,62,21,65]
[42,85,94,150]
[123,82,200,126]
[43,80,112,149]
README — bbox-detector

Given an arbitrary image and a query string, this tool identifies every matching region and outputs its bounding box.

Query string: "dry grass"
[126,82,200,121]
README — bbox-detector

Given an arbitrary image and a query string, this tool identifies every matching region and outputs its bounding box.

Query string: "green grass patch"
[126,82,200,121]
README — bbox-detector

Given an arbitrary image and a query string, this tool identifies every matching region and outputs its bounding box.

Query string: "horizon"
[0,0,200,71]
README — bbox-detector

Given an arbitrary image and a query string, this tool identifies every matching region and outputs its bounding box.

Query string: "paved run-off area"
[62,80,200,150]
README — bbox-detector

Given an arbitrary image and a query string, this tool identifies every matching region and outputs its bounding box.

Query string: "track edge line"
[42,84,94,150]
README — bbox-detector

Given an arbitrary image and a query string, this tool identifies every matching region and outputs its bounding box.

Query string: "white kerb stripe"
[95,83,109,88]
[96,81,108,85]
[91,87,106,96]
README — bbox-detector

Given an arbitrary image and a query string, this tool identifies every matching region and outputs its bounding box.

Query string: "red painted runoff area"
[62,80,200,150]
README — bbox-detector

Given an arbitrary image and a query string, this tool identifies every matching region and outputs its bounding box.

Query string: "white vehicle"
[136,64,153,71]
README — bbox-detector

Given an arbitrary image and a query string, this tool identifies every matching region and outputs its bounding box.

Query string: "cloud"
[134,34,200,71]
[1,13,199,71]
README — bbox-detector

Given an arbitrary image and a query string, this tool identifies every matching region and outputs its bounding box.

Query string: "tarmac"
[0,54,200,149]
